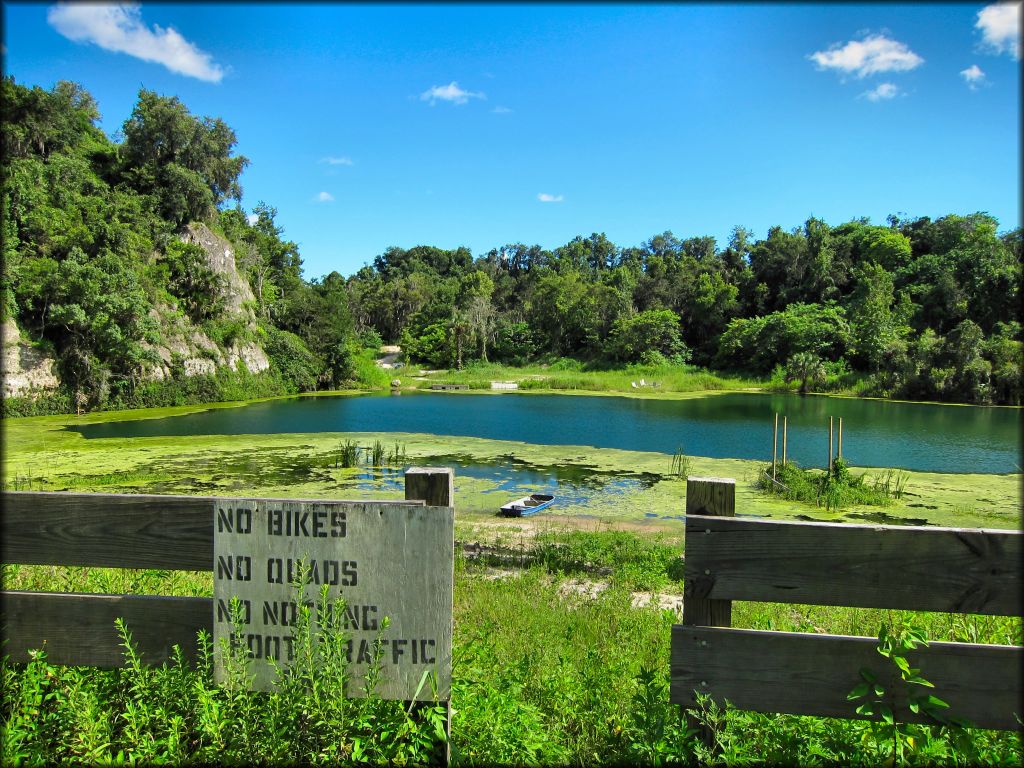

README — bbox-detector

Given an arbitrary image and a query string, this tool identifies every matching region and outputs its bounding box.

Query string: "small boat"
[499,493,555,517]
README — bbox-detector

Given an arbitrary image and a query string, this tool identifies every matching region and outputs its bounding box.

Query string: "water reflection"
[69,391,1021,474]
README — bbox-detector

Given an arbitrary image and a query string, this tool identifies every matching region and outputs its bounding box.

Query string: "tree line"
[346,218,1021,404]
[2,77,1020,410]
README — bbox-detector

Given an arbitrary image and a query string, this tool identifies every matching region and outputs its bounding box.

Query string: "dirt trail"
[376,345,401,368]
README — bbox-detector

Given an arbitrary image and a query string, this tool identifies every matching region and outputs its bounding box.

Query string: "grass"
[2,404,1019,529]
[411,359,765,395]
[2,399,1021,762]
[6,526,1020,765]
[757,458,909,511]
[1,578,449,766]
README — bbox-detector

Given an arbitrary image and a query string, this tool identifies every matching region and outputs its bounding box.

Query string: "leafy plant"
[847,624,954,764]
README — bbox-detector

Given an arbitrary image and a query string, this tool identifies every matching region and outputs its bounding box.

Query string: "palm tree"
[785,352,826,395]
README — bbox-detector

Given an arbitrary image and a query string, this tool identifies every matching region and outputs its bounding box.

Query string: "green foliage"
[785,351,827,394]
[607,308,690,364]
[847,624,961,764]
[348,346,395,389]
[402,321,452,368]
[531,529,684,591]
[262,325,322,393]
[1,579,447,764]
[670,445,692,479]
[4,73,1021,412]
[114,363,290,409]
[4,526,1022,765]
[758,458,902,511]
[715,302,852,374]
[490,319,537,365]
[121,89,248,226]
[163,240,225,322]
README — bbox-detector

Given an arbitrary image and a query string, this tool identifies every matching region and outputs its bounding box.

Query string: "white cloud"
[537,193,564,203]
[316,191,335,202]
[420,81,484,106]
[246,213,259,224]
[960,64,988,89]
[47,2,224,82]
[320,156,353,166]
[810,33,923,77]
[976,3,1021,58]
[861,82,900,101]
[491,106,512,114]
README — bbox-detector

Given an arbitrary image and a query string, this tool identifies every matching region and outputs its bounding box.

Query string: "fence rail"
[684,515,1021,615]
[673,476,1023,733]
[1,471,451,675]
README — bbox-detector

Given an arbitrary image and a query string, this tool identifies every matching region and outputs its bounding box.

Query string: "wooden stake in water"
[772,413,779,481]
[782,416,788,466]
[837,417,843,460]
[828,416,834,476]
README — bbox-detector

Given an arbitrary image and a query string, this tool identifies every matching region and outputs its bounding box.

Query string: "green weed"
[670,445,692,480]
[758,458,902,511]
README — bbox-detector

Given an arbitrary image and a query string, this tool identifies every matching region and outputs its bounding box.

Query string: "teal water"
[70,392,1021,474]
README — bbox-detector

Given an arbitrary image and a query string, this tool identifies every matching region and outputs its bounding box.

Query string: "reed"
[336,440,360,468]
[670,446,691,479]
[370,439,385,467]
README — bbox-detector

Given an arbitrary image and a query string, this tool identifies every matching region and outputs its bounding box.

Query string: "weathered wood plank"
[212,500,455,700]
[1,492,427,571]
[671,625,1023,731]
[684,516,1022,616]
[682,477,736,750]
[682,479,735,628]
[1,591,212,667]
[405,467,454,507]
[1,492,217,570]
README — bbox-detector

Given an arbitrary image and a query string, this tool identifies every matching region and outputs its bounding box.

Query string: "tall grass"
[1,577,447,765]
[350,347,395,390]
[4,529,1020,765]
[670,445,692,479]
[758,458,903,511]
[418,359,764,394]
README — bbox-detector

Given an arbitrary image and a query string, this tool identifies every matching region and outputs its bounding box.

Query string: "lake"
[70,392,1021,474]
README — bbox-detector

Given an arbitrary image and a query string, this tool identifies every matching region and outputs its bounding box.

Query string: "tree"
[163,240,225,323]
[847,262,910,371]
[984,322,1022,405]
[491,318,536,364]
[943,319,991,403]
[607,309,689,364]
[715,303,851,373]
[458,271,495,362]
[785,352,826,394]
[121,89,248,226]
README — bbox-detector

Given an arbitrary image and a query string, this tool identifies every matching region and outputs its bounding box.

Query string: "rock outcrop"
[4,222,271,399]
[181,222,258,315]
[1,317,60,398]
[143,223,270,381]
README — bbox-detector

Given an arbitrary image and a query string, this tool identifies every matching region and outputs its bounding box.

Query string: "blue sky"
[3,2,1021,280]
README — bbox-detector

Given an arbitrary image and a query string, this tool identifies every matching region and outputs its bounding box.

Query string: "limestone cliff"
[3,222,271,398]
[142,222,270,381]
[1,317,60,399]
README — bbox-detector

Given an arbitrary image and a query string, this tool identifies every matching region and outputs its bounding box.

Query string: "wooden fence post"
[782,416,788,466]
[404,466,454,765]
[772,413,778,480]
[405,466,454,507]
[828,416,834,476]
[683,477,736,750]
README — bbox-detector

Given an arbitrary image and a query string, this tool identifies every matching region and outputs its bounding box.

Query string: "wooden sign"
[213,498,453,700]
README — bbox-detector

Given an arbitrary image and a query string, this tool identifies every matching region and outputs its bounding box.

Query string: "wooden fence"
[1,468,455,686]
[672,477,1023,732]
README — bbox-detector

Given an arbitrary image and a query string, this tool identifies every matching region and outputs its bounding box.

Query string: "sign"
[213,498,453,699]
